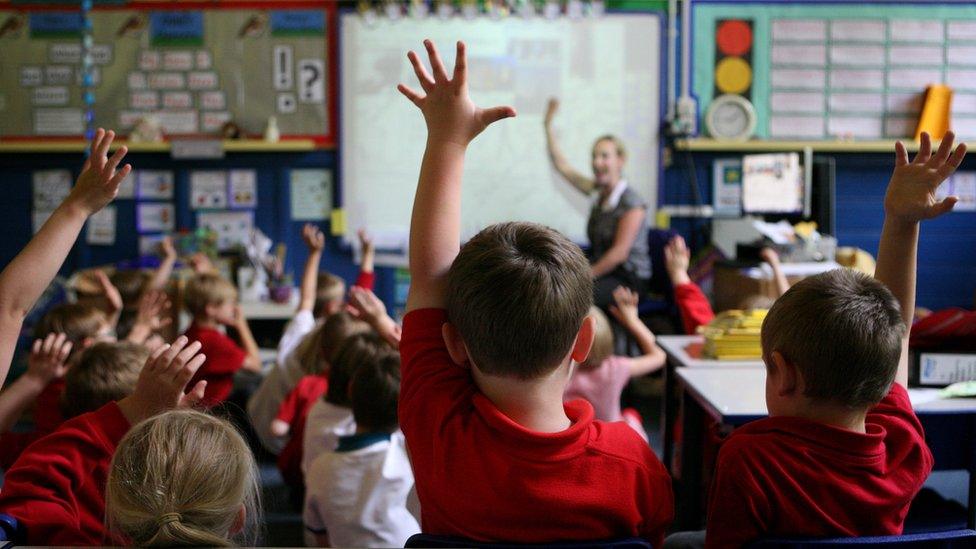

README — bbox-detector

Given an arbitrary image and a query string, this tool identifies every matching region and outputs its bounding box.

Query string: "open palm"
[886,132,967,222]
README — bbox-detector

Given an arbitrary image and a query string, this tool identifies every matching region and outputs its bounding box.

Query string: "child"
[248,224,375,452]
[665,236,788,334]
[0,336,209,545]
[0,128,129,386]
[564,286,666,440]
[59,341,149,420]
[396,40,672,544]
[273,311,370,492]
[304,352,418,547]
[302,331,389,475]
[106,409,261,546]
[704,132,963,547]
[182,273,262,407]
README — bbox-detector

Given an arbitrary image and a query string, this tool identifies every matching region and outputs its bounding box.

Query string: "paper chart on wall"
[290,169,331,221]
[229,170,258,208]
[86,206,116,245]
[190,171,228,210]
[137,170,175,199]
[116,171,136,199]
[136,203,175,233]
[32,170,72,211]
[197,210,254,251]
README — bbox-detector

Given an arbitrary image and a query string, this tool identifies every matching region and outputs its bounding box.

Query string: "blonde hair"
[183,274,237,317]
[314,273,346,317]
[592,134,627,160]
[34,303,108,357]
[106,410,261,547]
[61,342,148,419]
[580,306,613,371]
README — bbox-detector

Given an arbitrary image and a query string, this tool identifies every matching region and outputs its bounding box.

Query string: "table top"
[657,335,765,369]
[239,297,299,320]
[677,368,976,427]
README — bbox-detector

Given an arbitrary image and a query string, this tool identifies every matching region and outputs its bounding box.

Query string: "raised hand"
[118,336,207,424]
[160,235,177,260]
[26,333,72,384]
[544,97,560,127]
[358,228,374,255]
[664,235,692,286]
[609,286,641,325]
[887,131,967,223]
[134,290,172,331]
[94,270,123,314]
[397,40,516,147]
[302,223,325,253]
[68,128,131,216]
[348,286,387,324]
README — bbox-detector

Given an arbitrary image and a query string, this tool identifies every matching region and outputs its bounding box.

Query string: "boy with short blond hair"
[396,40,672,545]
[182,273,262,407]
[60,341,149,419]
[705,132,965,547]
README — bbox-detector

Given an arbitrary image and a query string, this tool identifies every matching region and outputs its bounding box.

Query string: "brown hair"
[34,303,108,348]
[446,222,593,379]
[350,353,401,433]
[761,269,905,408]
[312,312,370,375]
[183,274,237,317]
[314,273,346,317]
[592,134,627,160]
[106,410,261,547]
[325,332,391,407]
[61,342,149,419]
[110,270,150,309]
[580,307,613,371]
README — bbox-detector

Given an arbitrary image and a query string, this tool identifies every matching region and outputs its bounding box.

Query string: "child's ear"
[571,315,596,364]
[441,322,469,367]
[770,351,799,397]
[230,505,246,536]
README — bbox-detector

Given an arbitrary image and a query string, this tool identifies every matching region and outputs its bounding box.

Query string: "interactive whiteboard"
[340,13,661,262]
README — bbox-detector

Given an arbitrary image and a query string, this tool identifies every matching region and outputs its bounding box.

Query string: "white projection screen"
[340,13,661,264]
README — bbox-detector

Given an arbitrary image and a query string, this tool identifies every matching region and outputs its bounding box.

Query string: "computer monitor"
[739,155,836,236]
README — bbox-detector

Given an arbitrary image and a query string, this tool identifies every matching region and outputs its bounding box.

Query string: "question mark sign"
[303,64,319,100]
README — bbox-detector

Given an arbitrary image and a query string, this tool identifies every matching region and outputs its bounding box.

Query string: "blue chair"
[0,513,22,543]
[747,528,976,548]
[405,534,652,549]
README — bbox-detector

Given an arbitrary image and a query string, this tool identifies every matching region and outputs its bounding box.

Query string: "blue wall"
[661,151,976,311]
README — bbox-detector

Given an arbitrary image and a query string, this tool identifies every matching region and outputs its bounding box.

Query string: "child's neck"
[784,399,868,434]
[194,315,220,330]
[473,365,572,433]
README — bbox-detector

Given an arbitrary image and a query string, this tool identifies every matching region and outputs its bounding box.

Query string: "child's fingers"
[104,146,128,177]
[931,196,958,217]
[58,340,73,362]
[145,343,171,373]
[397,83,424,106]
[172,341,202,373]
[927,131,955,167]
[453,41,467,88]
[424,39,449,83]
[406,51,435,91]
[480,105,517,126]
[943,142,968,175]
[176,354,207,389]
[109,164,132,188]
[31,338,42,355]
[87,128,104,161]
[96,129,115,162]
[52,333,67,355]
[182,380,208,408]
[894,141,909,167]
[913,132,932,164]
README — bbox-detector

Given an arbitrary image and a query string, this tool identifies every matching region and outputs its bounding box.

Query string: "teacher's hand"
[544,97,559,127]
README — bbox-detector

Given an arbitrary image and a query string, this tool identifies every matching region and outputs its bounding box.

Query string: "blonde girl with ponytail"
[105,409,262,546]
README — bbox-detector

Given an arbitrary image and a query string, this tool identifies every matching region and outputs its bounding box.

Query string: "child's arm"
[665,236,715,333]
[760,247,790,298]
[348,286,401,349]
[398,40,515,311]
[232,305,263,373]
[0,129,129,386]
[608,287,666,377]
[875,132,966,387]
[116,335,208,425]
[125,290,172,345]
[298,224,325,313]
[355,228,376,290]
[544,98,595,195]
[0,334,71,433]
[271,382,304,437]
[148,236,178,291]
[93,270,123,328]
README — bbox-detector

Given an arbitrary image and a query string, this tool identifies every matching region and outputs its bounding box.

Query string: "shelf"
[674,138,921,153]
[0,138,321,153]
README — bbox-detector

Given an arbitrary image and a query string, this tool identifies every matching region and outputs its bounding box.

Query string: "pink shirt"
[564,356,630,423]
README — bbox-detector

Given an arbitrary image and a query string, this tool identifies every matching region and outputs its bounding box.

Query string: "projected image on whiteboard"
[742,153,803,214]
[340,14,661,263]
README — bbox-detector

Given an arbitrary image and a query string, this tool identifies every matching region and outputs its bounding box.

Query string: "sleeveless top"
[586,182,651,280]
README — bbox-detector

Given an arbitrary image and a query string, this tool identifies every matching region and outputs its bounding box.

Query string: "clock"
[705,94,757,141]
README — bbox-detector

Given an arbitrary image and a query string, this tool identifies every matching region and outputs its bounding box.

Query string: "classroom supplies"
[700,309,767,360]
[915,84,953,140]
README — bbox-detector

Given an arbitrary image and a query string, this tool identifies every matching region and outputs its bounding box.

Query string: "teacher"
[544,98,651,309]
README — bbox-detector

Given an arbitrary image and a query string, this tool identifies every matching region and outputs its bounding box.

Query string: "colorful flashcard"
[136,203,175,233]
[197,210,254,250]
[86,206,116,245]
[229,170,258,208]
[137,170,175,200]
[290,169,332,220]
[190,171,227,209]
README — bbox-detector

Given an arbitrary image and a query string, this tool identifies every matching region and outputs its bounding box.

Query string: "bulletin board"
[0,1,336,145]
[693,3,976,141]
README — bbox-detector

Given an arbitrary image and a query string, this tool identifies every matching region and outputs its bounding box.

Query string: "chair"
[0,513,22,543]
[747,528,976,548]
[404,534,652,549]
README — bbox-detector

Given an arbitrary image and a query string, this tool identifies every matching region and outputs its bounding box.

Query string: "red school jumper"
[705,383,934,548]
[183,323,247,407]
[276,373,329,487]
[399,309,674,547]
[0,402,129,545]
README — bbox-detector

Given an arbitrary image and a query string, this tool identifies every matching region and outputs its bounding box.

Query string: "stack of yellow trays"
[700,309,768,360]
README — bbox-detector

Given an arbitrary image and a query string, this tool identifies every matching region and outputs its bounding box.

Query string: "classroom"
[0,0,974,547]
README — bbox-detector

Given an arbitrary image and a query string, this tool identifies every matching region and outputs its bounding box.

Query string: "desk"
[675,367,976,530]
[657,335,763,471]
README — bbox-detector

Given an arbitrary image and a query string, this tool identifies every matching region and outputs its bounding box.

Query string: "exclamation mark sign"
[274,45,293,91]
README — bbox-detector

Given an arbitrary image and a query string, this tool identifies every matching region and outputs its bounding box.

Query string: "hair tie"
[158,512,182,526]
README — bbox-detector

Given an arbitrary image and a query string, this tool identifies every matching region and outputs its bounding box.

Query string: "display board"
[340,13,661,259]
[693,3,976,141]
[0,1,334,144]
